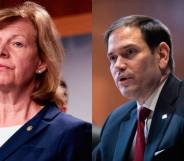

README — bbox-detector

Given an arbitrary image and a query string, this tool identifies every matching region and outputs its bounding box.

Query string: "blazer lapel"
[144,74,181,161]
[144,101,173,161]
[113,104,137,161]
[0,102,60,161]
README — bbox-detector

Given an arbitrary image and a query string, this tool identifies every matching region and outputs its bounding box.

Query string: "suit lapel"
[113,104,137,161]
[0,102,60,161]
[144,100,173,161]
[144,74,181,161]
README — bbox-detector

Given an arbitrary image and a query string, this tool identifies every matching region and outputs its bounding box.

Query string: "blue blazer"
[93,74,184,161]
[0,102,91,161]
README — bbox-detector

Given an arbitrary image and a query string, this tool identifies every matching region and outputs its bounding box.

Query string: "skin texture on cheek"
[131,55,161,101]
[114,52,161,101]
[15,52,40,86]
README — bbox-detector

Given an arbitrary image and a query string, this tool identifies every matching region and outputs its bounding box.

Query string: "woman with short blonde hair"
[0,2,91,161]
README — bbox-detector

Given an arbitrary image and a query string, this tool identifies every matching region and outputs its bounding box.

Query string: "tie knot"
[138,107,151,122]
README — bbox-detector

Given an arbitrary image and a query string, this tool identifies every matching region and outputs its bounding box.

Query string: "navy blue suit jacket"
[0,102,91,161]
[93,74,184,161]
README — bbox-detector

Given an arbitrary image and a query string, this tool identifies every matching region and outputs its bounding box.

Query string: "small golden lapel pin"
[26,125,33,132]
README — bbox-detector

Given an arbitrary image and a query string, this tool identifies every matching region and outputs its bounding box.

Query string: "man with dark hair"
[56,80,69,112]
[93,15,184,161]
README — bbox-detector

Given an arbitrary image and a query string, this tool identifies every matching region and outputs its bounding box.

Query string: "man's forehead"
[109,26,142,39]
[108,27,142,44]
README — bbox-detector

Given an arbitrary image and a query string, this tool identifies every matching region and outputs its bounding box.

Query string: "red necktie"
[134,107,151,161]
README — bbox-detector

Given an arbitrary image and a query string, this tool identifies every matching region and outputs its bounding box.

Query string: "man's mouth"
[119,77,128,81]
[117,75,133,85]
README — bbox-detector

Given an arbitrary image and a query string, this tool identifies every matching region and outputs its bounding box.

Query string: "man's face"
[107,26,163,102]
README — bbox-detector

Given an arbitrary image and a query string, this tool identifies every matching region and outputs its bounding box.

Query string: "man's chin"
[119,88,135,99]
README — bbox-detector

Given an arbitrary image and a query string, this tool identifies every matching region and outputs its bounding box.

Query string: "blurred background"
[93,0,184,127]
[0,0,92,122]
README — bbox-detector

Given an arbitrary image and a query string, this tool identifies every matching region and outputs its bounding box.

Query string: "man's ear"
[36,60,47,74]
[157,42,170,71]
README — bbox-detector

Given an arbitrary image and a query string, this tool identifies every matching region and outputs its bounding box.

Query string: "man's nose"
[114,56,127,71]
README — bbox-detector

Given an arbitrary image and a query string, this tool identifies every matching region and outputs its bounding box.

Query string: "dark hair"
[104,15,174,72]
[59,80,68,100]
[55,80,68,112]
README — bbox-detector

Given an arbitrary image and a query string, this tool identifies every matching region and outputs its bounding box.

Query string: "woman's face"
[0,18,45,91]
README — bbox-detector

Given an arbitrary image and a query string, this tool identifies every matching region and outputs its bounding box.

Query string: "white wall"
[62,34,92,123]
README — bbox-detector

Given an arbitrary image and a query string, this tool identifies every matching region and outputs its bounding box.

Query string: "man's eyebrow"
[107,44,138,55]
[121,44,138,50]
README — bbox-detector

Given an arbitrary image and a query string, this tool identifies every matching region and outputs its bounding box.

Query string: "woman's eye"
[13,42,24,48]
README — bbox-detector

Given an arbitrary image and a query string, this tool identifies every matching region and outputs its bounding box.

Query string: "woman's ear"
[36,60,47,74]
[157,42,170,71]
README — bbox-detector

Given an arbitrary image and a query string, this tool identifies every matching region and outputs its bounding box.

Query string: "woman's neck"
[0,89,41,127]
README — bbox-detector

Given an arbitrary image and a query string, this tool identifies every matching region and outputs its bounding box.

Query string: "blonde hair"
[0,1,64,105]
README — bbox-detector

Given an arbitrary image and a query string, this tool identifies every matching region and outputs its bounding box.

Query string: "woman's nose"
[0,44,9,58]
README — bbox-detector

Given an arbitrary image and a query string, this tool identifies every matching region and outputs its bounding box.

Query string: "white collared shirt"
[0,125,22,147]
[136,79,166,138]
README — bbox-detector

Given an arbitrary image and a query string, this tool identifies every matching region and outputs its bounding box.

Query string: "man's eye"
[109,55,117,62]
[13,42,24,48]
[127,48,135,54]
[124,48,137,57]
